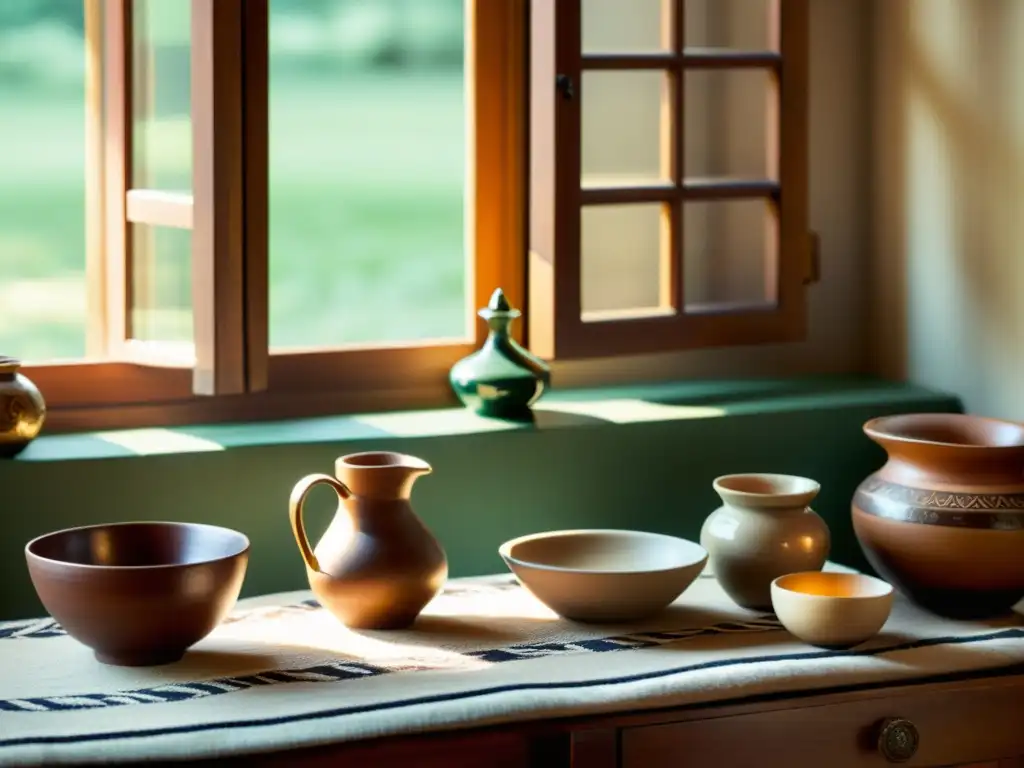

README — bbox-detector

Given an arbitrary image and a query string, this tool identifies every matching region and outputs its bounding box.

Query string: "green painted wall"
[0,377,960,619]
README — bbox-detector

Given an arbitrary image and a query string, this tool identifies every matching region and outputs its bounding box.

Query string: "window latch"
[556,74,574,101]
[805,230,821,285]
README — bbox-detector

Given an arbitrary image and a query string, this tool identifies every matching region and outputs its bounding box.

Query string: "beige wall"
[873,0,1024,418]
[559,0,873,386]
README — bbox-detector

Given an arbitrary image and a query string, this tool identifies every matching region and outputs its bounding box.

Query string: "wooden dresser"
[170,670,1024,767]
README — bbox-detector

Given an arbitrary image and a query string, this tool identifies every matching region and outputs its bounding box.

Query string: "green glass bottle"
[449,288,551,420]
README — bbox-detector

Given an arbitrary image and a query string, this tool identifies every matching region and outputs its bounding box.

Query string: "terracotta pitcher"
[289,451,448,629]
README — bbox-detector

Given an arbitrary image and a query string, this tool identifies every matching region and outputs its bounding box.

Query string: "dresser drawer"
[621,677,1024,768]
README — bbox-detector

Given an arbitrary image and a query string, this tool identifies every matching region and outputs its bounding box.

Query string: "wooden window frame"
[21,0,810,434]
[528,0,813,359]
[25,0,527,433]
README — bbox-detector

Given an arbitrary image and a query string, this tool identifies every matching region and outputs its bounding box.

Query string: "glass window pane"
[685,70,771,180]
[132,0,191,191]
[583,0,670,54]
[683,200,776,312]
[684,0,771,50]
[582,71,670,188]
[130,224,192,343]
[582,204,670,317]
[0,4,87,361]
[268,0,466,349]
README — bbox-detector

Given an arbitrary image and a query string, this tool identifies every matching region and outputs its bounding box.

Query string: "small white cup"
[771,571,894,649]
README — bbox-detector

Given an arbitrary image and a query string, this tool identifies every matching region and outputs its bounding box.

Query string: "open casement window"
[27,0,260,416]
[528,0,814,359]
[21,0,524,431]
[111,0,251,396]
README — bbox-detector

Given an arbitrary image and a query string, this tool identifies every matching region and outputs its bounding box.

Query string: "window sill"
[16,375,953,463]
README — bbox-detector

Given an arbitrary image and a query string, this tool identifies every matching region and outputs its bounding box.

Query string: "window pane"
[268,0,466,348]
[684,70,771,180]
[683,200,776,312]
[582,71,670,188]
[130,224,192,343]
[684,0,771,50]
[583,0,670,54]
[132,0,191,191]
[582,204,670,318]
[0,4,87,361]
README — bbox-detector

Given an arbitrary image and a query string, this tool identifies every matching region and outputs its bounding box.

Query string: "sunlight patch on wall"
[902,0,1024,412]
[354,409,519,438]
[534,399,725,424]
[97,429,225,456]
[908,0,973,107]
[1006,1,1024,141]
[904,87,963,384]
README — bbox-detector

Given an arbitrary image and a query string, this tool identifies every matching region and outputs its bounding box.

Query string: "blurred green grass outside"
[0,71,466,361]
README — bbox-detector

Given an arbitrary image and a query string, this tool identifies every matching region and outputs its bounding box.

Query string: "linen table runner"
[0,571,1021,765]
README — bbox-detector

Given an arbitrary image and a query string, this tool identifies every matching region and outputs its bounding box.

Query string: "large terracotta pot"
[852,413,1024,619]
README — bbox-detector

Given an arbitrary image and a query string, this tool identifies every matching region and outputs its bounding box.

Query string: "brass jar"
[0,356,46,458]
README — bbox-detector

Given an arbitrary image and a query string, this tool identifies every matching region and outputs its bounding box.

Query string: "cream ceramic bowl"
[771,571,894,649]
[499,529,708,623]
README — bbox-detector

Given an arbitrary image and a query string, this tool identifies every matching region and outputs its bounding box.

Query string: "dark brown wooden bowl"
[25,521,249,666]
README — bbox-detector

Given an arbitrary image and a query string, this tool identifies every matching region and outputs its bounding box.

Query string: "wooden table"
[159,669,1024,767]
[5,576,1021,766]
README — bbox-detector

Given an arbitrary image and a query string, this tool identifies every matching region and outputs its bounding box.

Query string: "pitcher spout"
[335,451,432,500]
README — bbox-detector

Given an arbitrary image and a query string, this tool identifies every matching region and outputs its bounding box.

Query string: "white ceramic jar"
[700,473,830,611]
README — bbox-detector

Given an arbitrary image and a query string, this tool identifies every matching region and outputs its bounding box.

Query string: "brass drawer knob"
[877,717,920,763]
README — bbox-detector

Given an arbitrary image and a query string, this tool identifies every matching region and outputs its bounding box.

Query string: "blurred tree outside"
[0,0,83,33]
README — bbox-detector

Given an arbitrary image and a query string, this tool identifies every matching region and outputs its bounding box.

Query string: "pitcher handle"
[289,473,352,574]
